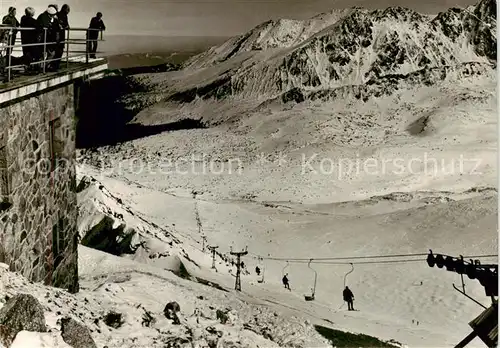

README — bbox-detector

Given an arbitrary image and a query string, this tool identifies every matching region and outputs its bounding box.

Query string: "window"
[49,117,64,171]
[0,146,10,211]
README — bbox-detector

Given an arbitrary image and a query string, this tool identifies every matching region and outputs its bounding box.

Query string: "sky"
[0,0,480,37]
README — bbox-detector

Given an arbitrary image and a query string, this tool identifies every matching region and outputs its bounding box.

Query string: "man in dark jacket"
[2,7,20,67]
[343,286,355,311]
[282,273,290,290]
[36,6,59,71]
[53,4,69,69]
[87,12,105,59]
[20,7,37,70]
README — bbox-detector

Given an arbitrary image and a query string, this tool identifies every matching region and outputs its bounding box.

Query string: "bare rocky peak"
[174,0,496,103]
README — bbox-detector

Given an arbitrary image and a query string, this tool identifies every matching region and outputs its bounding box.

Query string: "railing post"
[66,28,69,68]
[43,28,47,73]
[85,29,89,64]
[7,31,12,82]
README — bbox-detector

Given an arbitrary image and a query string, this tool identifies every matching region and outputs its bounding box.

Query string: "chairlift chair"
[282,261,290,276]
[304,259,317,301]
[257,256,265,283]
[258,267,265,283]
[344,263,354,287]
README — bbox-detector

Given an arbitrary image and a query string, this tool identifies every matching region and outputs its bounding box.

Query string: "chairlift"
[257,257,265,283]
[344,263,354,287]
[282,261,290,276]
[258,267,265,283]
[304,259,317,301]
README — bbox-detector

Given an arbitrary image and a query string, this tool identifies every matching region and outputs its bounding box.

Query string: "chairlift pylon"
[304,259,317,301]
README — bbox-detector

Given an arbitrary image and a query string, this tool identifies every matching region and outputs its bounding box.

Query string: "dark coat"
[36,12,60,44]
[88,16,105,38]
[343,288,354,301]
[20,15,37,44]
[1,14,19,43]
[57,12,69,29]
[56,11,69,44]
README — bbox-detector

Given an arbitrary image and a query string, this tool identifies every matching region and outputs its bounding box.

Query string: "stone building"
[0,61,108,293]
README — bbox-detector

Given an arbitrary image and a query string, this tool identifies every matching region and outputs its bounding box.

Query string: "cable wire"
[250,251,497,262]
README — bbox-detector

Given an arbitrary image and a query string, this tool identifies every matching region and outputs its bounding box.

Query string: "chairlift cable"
[249,251,496,263]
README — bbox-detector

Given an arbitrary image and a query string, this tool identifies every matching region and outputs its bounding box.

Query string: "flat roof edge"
[0,61,109,106]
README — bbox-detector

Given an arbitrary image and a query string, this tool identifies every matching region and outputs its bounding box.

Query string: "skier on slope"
[282,273,291,290]
[343,286,355,311]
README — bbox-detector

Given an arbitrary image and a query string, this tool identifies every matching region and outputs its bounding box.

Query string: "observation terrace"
[0,26,108,292]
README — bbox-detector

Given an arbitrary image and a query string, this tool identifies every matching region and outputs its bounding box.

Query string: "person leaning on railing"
[53,4,70,70]
[35,6,59,72]
[1,7,19,66]
[87,12,105,59]
[20,7,37,72]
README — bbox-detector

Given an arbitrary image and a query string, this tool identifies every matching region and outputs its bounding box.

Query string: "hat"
[47,7,57,15]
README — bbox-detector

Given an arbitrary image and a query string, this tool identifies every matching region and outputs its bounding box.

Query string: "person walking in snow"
[343,286,355,311]
[282,273,290,290]
[255,266,260,276]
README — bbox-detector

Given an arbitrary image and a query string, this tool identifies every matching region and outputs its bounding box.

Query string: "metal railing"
[0,26,104,82]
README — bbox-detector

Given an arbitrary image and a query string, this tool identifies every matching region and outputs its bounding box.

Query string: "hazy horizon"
[1,0,480,37]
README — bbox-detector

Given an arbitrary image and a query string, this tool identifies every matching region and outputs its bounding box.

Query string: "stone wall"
[0,84,79,293]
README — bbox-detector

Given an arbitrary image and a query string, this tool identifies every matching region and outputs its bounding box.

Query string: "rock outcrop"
[0,294,46,347]
[60,317,97,348]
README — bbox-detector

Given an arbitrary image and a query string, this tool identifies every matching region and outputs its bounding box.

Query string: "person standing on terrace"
[87,12,105,59]
[20,7,37,72]
[53,4,70,70]
[1,7,19,66]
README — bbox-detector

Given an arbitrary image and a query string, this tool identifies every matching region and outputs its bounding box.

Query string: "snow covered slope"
[73,164,497,347]
[0,246,335,348]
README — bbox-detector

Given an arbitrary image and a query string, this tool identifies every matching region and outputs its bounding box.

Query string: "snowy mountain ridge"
[173,0,496,102]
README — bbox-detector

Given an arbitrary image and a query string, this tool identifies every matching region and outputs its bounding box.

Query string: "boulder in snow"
[0,325,15,347]
[103,311,123,329]
[76,176,92,193]
[60,317,97,348]
[0,294,46,346]
[163,302,181,325]
[216,309,229,324]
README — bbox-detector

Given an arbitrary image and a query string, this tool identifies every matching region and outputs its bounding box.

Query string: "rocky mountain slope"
[150,0,496,103]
